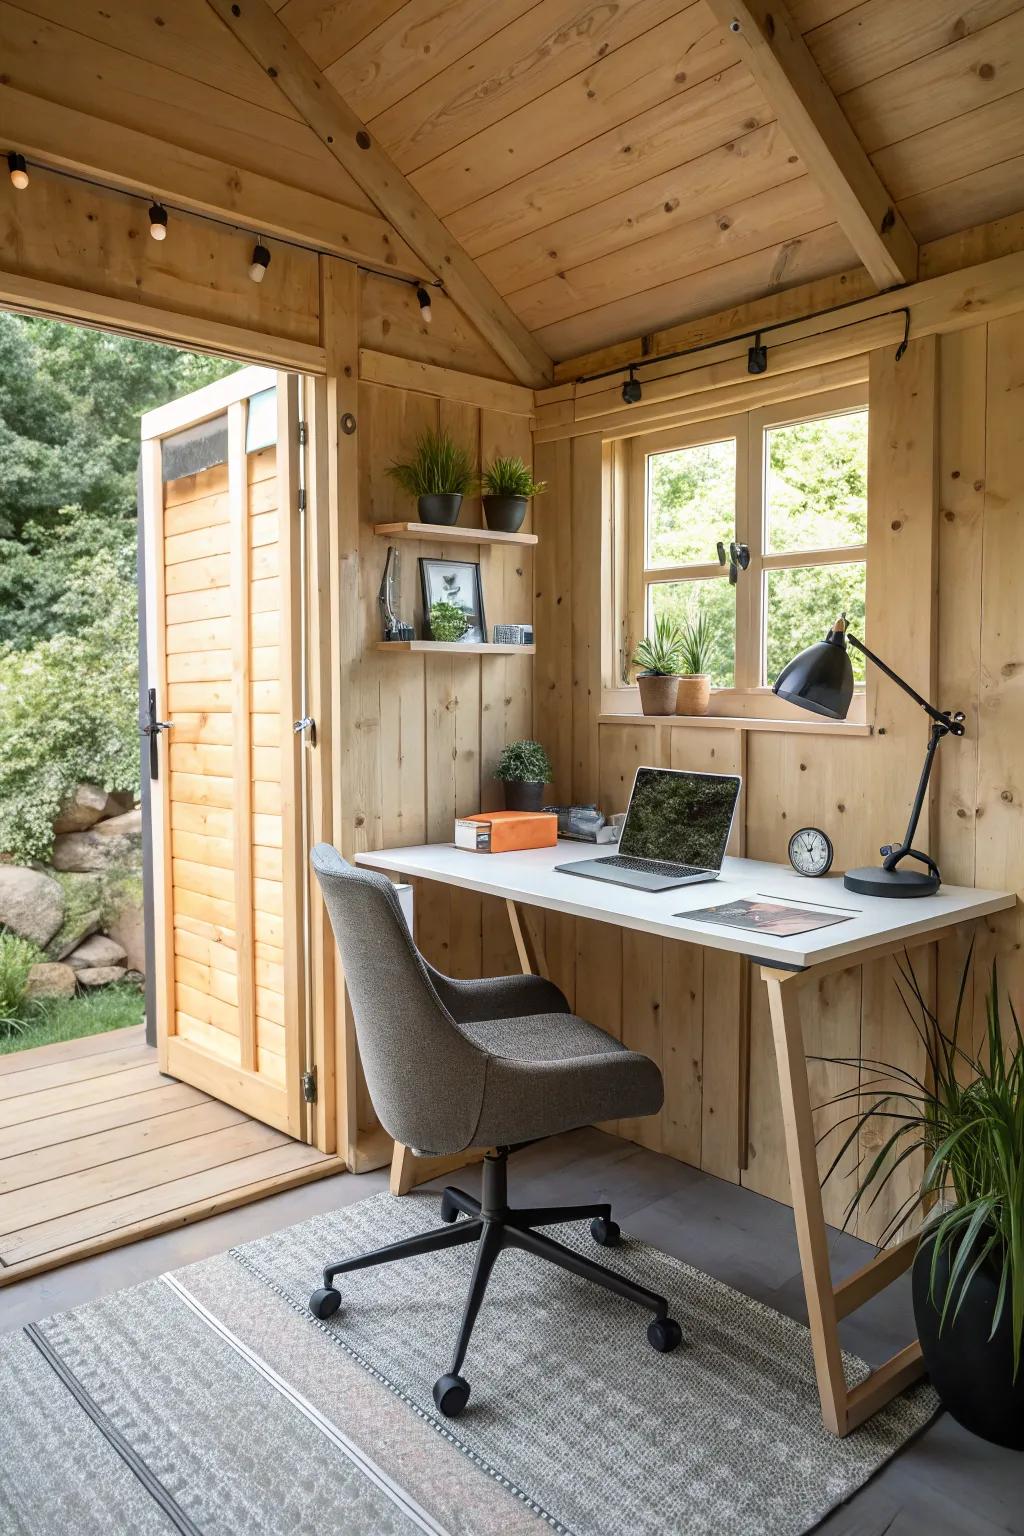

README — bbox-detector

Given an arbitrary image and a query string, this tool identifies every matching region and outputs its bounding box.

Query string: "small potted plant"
[387,428,476,526]
[428,600,469,643]
[633,613,682,716]
[480,455,546,534]
[493,739,552,812]
[676,605,714,716]
[819,949,1023,1449]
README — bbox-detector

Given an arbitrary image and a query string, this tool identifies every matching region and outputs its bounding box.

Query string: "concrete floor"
[3,1127,1020,1535]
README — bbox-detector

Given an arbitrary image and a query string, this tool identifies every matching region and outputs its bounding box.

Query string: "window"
[625,386,868,710]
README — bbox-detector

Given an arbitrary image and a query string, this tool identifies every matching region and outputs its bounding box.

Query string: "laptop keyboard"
[598,855,707,879]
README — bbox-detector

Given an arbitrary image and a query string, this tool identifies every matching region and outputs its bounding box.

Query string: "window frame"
[623,382,868,718]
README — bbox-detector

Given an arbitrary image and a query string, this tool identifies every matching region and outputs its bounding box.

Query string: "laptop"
[556,766,741,892]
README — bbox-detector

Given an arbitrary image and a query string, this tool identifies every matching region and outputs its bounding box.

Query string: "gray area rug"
[0,1190,937,1535]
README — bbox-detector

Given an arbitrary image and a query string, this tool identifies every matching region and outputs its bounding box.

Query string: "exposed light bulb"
[149,202,168,241]
[7,153,29,191]
[415,284,433,324]
[249,241,271,283]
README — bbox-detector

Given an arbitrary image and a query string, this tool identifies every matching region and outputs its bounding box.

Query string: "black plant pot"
[483,494,528,533]
[504,780,546,812]
[912,1228,1024,1449]
[418,493,463,526]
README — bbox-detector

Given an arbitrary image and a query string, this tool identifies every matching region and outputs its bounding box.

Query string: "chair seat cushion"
[459,1011,664,1149]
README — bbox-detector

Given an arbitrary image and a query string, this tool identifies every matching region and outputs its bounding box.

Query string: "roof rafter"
[205,0,553,387]
[704,0,918,290]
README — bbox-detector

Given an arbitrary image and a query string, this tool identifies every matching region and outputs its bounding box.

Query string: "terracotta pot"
[417,493,463,525]
[675,674,711,716]
[483,494,528,533]
[637,673,679,716]
[504,780,546,812]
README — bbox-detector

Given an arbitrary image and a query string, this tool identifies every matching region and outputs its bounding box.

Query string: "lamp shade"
[772,625,855,720]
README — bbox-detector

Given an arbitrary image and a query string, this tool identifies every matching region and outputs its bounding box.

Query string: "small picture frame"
[418,557,487,644]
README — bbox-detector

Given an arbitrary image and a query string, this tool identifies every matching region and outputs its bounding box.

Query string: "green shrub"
[428,600,469,642]
[481,456,546,499]
[494,739,552,784]
[0,932,40,1033]
[387,430,476,498]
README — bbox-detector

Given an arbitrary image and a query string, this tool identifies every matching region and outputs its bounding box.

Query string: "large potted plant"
[820,949,1023,1449]
[633,614,682,716]
[676,605,714,716]
[493,739,552,812]
[480,455,546,534]
[387,429,476,526]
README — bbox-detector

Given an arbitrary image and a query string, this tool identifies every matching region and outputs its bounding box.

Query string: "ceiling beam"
[205,0,553,388]
[704,0,917,290]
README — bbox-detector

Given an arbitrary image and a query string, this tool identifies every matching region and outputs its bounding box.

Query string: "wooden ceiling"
[274,0,1024,361]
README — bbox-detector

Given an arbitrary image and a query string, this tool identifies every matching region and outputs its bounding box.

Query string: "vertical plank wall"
[533,324,1024,1243]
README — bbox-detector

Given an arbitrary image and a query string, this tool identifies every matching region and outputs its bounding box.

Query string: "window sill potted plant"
[481,455,546,534]
[633,614,681,716]
[676,604,714,716]
[820,948,1023,1449]
[494,739,552,812]
[387,428,476,526]
[427,600,469,643]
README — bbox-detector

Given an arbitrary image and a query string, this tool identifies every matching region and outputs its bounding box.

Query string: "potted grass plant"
[818,947,1023,1449]
[387,429,476,526]
[493,739,552,812]
[676,606,715,716]
[480,455,546,534]
[633,613,682,716]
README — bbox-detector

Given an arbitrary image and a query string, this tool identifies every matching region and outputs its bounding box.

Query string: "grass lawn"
[0,984,145,1056]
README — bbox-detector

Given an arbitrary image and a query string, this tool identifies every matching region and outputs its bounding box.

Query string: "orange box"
[454,810,557,853]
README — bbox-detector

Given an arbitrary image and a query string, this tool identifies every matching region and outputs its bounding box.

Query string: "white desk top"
[356,842,1015,971]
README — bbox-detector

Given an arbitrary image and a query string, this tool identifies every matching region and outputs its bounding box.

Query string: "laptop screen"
[619,768,740,869]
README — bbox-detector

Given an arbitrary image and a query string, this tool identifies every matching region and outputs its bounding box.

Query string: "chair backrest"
[311,844,487,1155]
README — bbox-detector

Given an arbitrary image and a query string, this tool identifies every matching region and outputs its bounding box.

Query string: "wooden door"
[142,368,308,1139]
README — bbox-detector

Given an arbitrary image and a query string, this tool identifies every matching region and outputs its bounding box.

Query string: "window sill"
[597,712,872,737]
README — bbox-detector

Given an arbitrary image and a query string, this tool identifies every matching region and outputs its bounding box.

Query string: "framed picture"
[418,557,487,644]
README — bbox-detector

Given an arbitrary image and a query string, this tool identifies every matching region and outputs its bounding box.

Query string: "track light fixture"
[7,152,29,190]
[621,367,642,405]
[415,284,433,324]
[249,239,271,284]
[148,202,168,241]
[747,333,768,374]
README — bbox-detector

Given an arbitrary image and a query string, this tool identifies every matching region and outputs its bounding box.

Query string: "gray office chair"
[310,844,680,1417]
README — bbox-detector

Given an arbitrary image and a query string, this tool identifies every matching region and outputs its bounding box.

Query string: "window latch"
[717,541,749,586]
[293,716,317,747]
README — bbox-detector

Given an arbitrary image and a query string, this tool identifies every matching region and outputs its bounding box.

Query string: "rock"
[0,866,65,947]
[92,808,143,840]
[122,969,145,988]
[77,965,127,988]
[51,816,141,873]
[51,906,102,962]
[52,783,110,834]
[106,901,146,974]
[26,961,77,1000]
[67,933,128,971]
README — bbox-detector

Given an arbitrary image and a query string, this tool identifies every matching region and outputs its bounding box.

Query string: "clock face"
[788,827,834,877]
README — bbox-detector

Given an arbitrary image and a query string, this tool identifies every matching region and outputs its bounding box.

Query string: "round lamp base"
[844,865,940,899]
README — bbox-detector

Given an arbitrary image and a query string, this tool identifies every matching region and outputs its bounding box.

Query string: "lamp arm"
[845,632,962,732]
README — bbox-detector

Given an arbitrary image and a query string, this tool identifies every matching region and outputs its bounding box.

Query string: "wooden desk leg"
[506,899,550,979]
[764,972,926,1435]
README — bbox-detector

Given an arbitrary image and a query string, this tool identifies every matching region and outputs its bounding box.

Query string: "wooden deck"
[0,1025,342,1284]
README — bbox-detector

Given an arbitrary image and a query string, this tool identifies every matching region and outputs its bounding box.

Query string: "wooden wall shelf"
[375,640,536,655]
[373,520,537,547]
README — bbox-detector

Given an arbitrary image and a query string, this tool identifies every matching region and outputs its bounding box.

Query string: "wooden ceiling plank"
[410,6,733,218]
[480,121,802,295]
[447,64,767,255]
[807,0,1023,98]
[277,0,411,68]
[206,0,552,387]
[898,156,1024,245]
[703,0,916,286]
[874,90,1024,203]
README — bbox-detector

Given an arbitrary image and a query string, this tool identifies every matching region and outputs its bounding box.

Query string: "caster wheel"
[647,1317,682,1353]
[440,1192,460,1224]
[309,1287,341,1321]
[590,1216,621,1247]
[433,1373,470,1418]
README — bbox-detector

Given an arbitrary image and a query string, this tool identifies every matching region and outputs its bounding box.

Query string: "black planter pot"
[418,493,463,526]
[912,1228,1024,1449]
[483,494,528,533]
[503,780,546,812]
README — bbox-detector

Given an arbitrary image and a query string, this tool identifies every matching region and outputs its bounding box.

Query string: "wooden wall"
[533,319,1024,1243]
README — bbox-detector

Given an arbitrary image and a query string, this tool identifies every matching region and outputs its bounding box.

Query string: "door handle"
[142,687,173,780]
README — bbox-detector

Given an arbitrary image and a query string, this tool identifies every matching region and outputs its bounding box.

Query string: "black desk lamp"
[773,615,964,898]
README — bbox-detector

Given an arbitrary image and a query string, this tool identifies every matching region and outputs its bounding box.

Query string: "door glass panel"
[764,562,867,687]
[646,437,736,568]
[648,577,735,688]
[764,410,868,554]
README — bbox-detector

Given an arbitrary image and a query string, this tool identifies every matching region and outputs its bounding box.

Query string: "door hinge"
[302,1068,317,1104]
[298,420,308,446]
